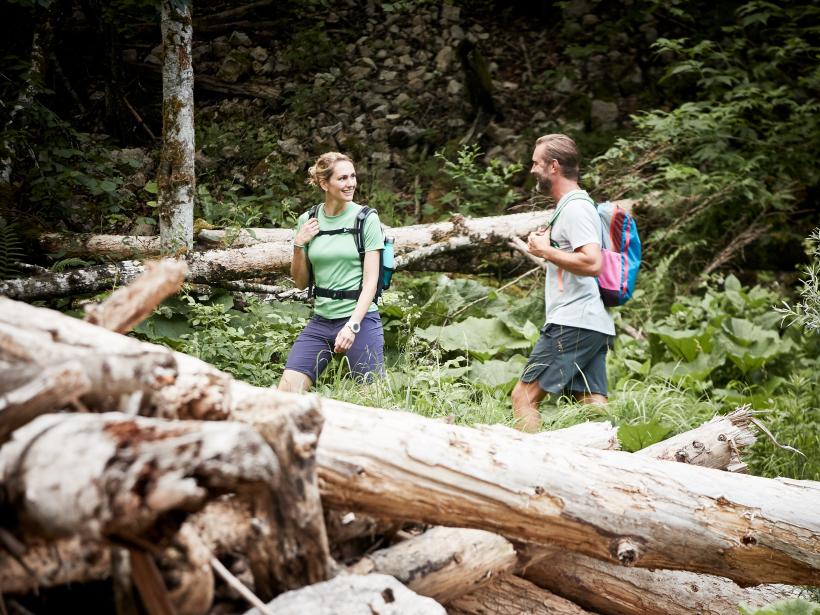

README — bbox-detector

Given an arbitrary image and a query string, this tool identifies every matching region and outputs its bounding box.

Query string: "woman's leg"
[344,312,385,382]
[278,369,313,393]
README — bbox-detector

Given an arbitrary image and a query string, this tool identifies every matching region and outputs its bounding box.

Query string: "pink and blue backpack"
[594,200,641,306]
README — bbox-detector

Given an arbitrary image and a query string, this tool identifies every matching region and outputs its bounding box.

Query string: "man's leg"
[511,379,548,432]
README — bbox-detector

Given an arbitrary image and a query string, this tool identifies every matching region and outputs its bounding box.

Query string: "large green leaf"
[467,355,528,391]
[415,317,532,360]
[618,420,674,453]
[651,351,721,384]
[738,599,820,615]
[647,325,714,362]
[720,318,792,373]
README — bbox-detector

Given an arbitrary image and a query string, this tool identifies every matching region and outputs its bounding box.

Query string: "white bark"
[83,258,188,333]
[347,527,517,604]
[316,401,820,586]
[523,548,801,615]
[0,412,277,539]
[243,573,446,615]
[158,0,195,253]
[448,575,594,615]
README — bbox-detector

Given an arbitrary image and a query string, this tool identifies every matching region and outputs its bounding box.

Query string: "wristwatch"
[345,320,361,334]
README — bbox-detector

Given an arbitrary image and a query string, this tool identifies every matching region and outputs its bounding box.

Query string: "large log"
[16,210,561,300]
[0,412,277,539]
[523,548,800,615]
[315,401,820,586]
[448,574,595,615]
[243,573,446,615]
[2,298,817,586]
[347,527,517,604]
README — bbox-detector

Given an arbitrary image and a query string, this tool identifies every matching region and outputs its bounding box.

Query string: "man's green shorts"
[521,323,615,396]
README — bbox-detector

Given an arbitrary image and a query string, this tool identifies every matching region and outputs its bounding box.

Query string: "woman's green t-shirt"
[296,203,384,319]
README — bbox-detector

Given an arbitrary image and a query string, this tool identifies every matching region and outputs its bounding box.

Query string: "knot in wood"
[614,538,641,566]
[718,433,727,442]
[674,449,689,463]
[691,440,704,449]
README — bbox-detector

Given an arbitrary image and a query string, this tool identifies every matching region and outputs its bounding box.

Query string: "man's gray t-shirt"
[544,189,615,336]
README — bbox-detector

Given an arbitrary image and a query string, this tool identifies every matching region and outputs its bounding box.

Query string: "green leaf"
[738,599,820,615]
[651,351,721,384]
[144,180,159,194]
[467,355,528,391]
[415,317,532,361]
[618,420,674,453]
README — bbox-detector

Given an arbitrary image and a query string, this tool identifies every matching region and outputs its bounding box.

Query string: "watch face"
[350,322,361,333]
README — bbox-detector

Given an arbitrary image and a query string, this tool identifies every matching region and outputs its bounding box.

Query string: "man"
[511,134,615,432]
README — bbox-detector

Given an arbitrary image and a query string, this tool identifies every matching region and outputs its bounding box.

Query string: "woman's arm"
[291,217,320,289]
[334,250,381,353]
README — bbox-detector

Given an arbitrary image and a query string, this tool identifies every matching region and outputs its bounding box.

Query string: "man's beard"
[535,174,552,193]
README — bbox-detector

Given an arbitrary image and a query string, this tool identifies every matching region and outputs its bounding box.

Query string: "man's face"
[531,145,553,193]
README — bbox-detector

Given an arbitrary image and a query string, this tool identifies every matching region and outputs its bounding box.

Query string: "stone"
[229,31,252,46]
[446,79,463,95]
[379,70,398,81]
[590,99,619,129]
[435,46,454,72]
[277,138,304,158]
[450,25,465,40]
[388,123,426,148]
[216,50,251,83]
[250,46,269,63]
[144,43,163,65]
[211,36,231,59]
[442,4,460,22]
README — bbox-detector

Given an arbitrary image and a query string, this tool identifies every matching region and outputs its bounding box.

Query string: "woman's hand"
[334,325,356,353]
[296,217,320,246]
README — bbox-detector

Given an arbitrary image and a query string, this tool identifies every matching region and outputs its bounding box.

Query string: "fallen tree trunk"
[316,401,820,586]
[448,574,594,615]
[0,412,277,539]
[346,527,517,604]
[523,548,800,615]
[243,573,445,615]
[19,210,564,299]
[2,298,817,587]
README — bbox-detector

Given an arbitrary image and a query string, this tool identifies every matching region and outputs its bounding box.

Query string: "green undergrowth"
[134,270,819,482]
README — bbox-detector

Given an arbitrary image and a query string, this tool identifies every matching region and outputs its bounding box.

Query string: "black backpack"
[305,204,394,302]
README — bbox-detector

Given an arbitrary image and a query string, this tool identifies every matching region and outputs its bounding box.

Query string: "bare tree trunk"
[0,412,277,540]
[346,527,517,604]
[158,0,194,254]
[448,575,595,615]
[523,548,800,615]
[242,573,445,615]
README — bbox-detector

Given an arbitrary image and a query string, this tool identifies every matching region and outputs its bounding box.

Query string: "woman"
[278,152,385,393]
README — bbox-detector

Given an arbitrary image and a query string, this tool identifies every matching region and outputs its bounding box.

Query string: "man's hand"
[334,326,356,353]
[528,228,552,260]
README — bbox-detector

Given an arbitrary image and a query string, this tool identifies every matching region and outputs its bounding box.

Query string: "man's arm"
[527,233,602,276]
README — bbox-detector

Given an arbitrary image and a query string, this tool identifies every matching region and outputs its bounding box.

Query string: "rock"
[211,36,231,59]
[442,4,461,22]
[144,43,163,65]
[277,138,304,158]
[446,79,462,95]
[217,50,251,83]
[388,123,426,148]
[229,31,252,46]
[590,99,619,129]
[379,70,398,81]
[249,46,268,63]
[435,46,454,72]
[370,152,391,166]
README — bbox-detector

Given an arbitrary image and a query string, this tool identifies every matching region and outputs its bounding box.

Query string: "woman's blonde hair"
[307,152,353,188]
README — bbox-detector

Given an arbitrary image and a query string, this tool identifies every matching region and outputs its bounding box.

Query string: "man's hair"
[535,134,580,180]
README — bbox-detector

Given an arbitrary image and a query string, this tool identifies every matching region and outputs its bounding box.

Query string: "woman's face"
[322,160,357,204]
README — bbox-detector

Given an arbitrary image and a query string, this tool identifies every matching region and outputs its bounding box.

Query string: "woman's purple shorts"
[284,311,385,383]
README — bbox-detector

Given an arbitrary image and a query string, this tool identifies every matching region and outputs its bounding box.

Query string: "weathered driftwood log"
[316,402,820,586]
[18,210,563,299]
[243,573,446,615]
[637,406,755,473]
[3,298,816,587]
[448,574,595,615]
[0,534,111,594]
[83,258,188,333]
[347,527,517,604]
[0,412,277,539]
[523,548,800,615]
[0,360,90,445]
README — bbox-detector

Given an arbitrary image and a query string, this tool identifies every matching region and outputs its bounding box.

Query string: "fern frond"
[0,216,24,280]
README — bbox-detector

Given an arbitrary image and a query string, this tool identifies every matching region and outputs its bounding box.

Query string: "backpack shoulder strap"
[353,206,375,256]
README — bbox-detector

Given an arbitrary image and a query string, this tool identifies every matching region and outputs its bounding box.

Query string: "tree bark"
[523,548,800,615]
[158,0,195,254]
[83,259,188,333]
[315,401,820,587]
[346,527,517,604]
[0,412,277,540]
[242,573,446,615]
[448,574,595,615]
